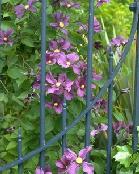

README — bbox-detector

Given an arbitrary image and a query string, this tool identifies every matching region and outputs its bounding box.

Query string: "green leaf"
[0,93,8,103]
[21,37,35,47]
[6,141,17,150]
[7,67,24,79]
[113,146,132,168]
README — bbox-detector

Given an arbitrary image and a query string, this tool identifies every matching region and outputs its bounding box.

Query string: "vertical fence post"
[132,3,139,152]
[18,128,23,174]
[106,47,113,174]
[39,0,46,169]
[85,0,94,160]
[62,97,67,155]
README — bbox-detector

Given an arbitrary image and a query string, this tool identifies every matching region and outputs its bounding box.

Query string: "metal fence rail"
[0,0,139,173]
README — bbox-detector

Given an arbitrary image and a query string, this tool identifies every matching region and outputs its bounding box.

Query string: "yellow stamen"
[3,37,8,41]
[76,157,83,164]
[48,60,52,64]
[54,102,58,107]
[59,22,65,28]
[81,84,85,89]
[56,82,61,87]
[66,61,71,66]
[54,49,60,53]
[24,5,29,10]
[67,4,71,7]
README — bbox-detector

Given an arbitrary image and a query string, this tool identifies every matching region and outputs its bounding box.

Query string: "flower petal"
[79,146,92,159]
[67,162,79,174]
[82,162,94,174]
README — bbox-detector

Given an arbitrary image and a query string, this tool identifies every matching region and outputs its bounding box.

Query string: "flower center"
[67,3,71,7]
[59,22,65,28]
[66,61,71,66]
[81,84,85,89]
[76,157,83,164]
[24,5,29,10]
[54,49,60,53]
[48,60,52,64]
[3,37,8,41]
[54,102,58,107]
[56,82,61,87]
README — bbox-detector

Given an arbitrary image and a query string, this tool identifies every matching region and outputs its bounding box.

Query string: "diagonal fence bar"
[85,0,94,160]
[62,97,67,155]
[106,47,114,174]
[39,0,47,169]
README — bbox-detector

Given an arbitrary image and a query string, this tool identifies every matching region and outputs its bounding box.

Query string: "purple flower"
[0,29,14,46]
[32,75,40,89]
[58,52,79,68]
[73,61,87,75]
[96,0,110,7]
[94,17,101,33]
[35,165,52,174]
[91,124,108,137]
[60,0,80,8]
[46,52,57,65]
[113,121,126,135]
[15,0,37,18]
[77,17,101,33]
[75,77,96,97]
[94,99,108,113]
[93,71,102,81]
[98,124,108,131]
[56,146,94,174]
[111,36,128,47]
[113,121,132,135]
[49,38,71,53]
[50,12,70,34]
[90,129,99,137]
[46,72,73,100]
[46,95,63,114]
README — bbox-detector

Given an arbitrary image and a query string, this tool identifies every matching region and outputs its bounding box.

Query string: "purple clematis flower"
[50,12,70,34]
[56,146,94,174]
[49,38,71,53]
[46,72,74,100]
[35,165,52,174]
[96,0,110,7]
[94,99,108,113]
[46,52,57,65]
[94,17,101,33]
[113,121,132,135]
[57,52,79,68]
[60,0,80,8]
[93,71,102,81]
[15,0,37,18]
[0,29,14,46]
[111,36,128,47]
[91,124,108,137]
[77,17,101,33]
[75,77,96,97]
[73,61,87,75]
[46,95,63,114]
[32,75,40,90]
